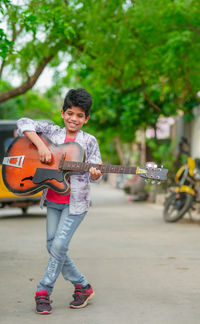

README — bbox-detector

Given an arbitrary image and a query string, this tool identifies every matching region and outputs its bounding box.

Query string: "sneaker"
[69,284,95,309]
[35,290,52,315]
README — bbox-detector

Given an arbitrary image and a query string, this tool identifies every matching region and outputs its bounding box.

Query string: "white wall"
[191,107,200,158]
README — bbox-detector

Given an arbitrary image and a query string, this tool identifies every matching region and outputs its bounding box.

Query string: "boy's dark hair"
[63,88,92,117]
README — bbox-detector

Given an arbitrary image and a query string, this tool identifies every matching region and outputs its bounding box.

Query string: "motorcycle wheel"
[163,192,194,223]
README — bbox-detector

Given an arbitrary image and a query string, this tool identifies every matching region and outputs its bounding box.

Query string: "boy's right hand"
[24,131,52,164]
[38,144,52,164]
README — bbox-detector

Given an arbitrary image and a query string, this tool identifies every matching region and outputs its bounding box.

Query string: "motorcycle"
[163,137,200,222]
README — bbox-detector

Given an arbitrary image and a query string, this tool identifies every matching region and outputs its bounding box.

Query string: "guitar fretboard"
[61,161,137,174]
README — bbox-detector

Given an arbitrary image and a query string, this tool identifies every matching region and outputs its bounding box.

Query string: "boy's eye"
[65,110,85,118]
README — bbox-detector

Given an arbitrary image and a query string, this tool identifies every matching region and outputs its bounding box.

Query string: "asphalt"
[1,183,200,324]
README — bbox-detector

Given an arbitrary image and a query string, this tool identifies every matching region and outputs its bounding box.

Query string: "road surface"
[1,183,200,324]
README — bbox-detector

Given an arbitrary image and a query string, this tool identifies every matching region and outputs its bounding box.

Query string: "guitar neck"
[61,161,137,175]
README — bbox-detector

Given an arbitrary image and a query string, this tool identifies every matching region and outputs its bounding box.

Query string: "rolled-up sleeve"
[17,118,36,136]
[17,118,60,138]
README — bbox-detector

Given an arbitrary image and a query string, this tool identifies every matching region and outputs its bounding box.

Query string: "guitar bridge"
[3,155,25,168]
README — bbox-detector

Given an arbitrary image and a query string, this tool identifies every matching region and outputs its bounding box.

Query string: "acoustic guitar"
[2,135,168,196]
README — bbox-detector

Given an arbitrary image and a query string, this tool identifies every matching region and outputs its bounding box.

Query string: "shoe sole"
[36,310,52,315]
[70,292,95,309]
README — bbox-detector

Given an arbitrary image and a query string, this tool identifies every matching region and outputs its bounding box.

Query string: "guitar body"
[2,135,85,196]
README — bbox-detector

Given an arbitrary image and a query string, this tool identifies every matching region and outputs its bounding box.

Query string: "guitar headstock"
[136,162,168,183]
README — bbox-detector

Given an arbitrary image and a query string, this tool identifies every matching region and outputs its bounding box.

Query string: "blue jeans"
[37,201,88,295]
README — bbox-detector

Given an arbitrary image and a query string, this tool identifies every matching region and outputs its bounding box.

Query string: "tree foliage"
[59,0,200,162]
[0,0,79,102]
[0,0,200,163]
[64,0,200,132]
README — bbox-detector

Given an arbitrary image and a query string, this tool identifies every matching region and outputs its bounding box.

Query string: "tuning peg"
[157,181,161,185]
[151,180,156,184]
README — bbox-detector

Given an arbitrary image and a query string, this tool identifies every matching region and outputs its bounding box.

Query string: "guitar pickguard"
[32,168,64,184]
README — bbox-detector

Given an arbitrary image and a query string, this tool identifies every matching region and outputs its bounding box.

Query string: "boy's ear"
[61,109,64,118]
[85,115,90,124]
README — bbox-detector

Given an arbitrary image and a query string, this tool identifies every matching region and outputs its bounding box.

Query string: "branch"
[0,54,54,103]
[11,22,23,43]
[138,69,161,112]
[0,60,6,79]
[0,25,23,79]
[143,93,161,112]
[187,25,200,36]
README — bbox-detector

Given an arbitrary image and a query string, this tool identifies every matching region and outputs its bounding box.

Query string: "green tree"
[1,0,200,164]
[0,79,56,119]
[0,0,81,103]
[59,0,200,162]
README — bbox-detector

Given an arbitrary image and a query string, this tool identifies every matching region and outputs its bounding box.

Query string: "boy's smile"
[61,106,90,138]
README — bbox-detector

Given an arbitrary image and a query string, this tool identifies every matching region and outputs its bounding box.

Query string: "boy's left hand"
[89,163,102,181]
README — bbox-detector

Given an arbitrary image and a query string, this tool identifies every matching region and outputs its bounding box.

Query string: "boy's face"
[61,106,90,137]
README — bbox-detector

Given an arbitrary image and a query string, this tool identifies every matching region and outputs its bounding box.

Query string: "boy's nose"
[71,116,78,122]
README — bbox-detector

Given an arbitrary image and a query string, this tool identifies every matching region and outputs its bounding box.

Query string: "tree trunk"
[140,129,146,164]
[114,137,126,165]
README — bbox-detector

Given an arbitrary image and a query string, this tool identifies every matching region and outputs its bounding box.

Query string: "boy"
[17,88,102,314]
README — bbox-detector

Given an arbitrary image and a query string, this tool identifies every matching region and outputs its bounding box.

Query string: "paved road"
[1,183,200,324]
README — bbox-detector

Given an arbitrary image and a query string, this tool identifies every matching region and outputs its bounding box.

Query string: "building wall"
[191,107,200,158]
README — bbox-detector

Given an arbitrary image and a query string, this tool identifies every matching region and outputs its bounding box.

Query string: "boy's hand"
[23,131,52,164]
[89,163,102,181]
[38,144,52,164]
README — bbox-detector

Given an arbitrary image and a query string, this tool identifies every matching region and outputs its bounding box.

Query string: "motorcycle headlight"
[193,168,200,180]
